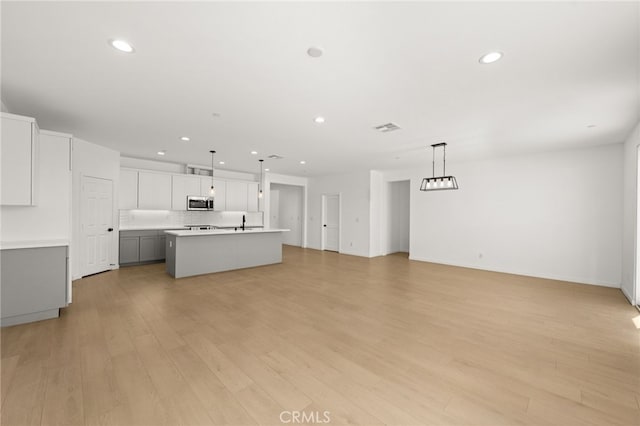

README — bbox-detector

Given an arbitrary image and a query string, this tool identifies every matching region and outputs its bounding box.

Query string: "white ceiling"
[2,1,638,177]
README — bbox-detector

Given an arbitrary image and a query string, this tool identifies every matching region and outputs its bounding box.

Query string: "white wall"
[72,138,120,279]
[0,100,8,113]
[409,144,623,287]
[269,189,280,229]
[264,172,308,246]
[307,171,371,257]
[272,184,303,246]
[387,180,410,254]
[622,121,639,303]
[369,171,383,257]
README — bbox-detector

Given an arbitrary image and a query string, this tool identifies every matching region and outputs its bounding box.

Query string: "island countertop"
[165,228,289,237]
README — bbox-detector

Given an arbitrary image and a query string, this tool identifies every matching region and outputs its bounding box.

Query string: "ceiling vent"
[374,122,401,133]
[268,154,284,160]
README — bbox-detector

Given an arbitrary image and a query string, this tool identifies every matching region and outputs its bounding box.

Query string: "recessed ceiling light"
[307,46,323,58]
[314,116,325,124]
[157,150,166,156]
[265,168,270,172]
[251,151,258,155]
[219,161,225,165]
[300,160,306,165]
[479,51,503,64]
[109,39,134,53]
[180,136,190,141]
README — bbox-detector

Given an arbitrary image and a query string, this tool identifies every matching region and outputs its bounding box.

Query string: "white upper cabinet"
[247,182,259,212]
[172,174,200,210]
[199,177,226,211]
[226,180,248,211]
[1,113,39,206]
[118,167,259,212]
[138,171,171,210]
[119,169,139,209]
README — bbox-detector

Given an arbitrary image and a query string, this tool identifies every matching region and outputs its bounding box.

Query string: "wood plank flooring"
[2,246,639,425]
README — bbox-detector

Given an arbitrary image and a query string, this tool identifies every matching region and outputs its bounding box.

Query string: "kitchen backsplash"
[119,210,264,228]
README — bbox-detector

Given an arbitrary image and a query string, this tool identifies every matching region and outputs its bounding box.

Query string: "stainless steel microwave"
[187,196,214,211]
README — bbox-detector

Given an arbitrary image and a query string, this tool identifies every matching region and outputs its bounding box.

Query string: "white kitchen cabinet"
[247,182,259,212]
[138,171,172,210]
[199,177,226,211]
[1,113,39,206]
[119,169,139,209]
[171,174,200,210]
[226,180,248,211]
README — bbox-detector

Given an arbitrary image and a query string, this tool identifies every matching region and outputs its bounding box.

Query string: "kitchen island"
[164,228,288,278]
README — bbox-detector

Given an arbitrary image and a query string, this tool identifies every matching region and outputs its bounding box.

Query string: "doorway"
[270,183,303,247]
[322,194,340,252]
[81,176,114,276]
[386,180,410,255]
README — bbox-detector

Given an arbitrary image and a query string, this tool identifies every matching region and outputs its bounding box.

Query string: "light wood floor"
[2,246,639,426]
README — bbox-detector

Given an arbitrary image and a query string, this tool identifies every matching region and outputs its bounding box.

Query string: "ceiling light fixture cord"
[432,145,436,178]
[209,150,216,196]
[258,159,264,199]
[443,143,446,176]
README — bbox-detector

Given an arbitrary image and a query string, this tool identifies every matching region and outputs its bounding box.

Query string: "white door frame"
[80,174,115,277]
[384,179,411,256]
[321,193,341,252]
[635,145,640,306]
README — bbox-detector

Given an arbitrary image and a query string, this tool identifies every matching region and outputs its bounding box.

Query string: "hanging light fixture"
[420,142,459,191]
[258,159,264,198]
[209,150,216,196]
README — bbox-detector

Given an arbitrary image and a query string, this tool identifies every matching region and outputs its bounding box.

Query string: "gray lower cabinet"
[156,235,166,259]
[119,230,171,265]
[139,235,157,262]
[119,236,140,264]
[1,245,68,326]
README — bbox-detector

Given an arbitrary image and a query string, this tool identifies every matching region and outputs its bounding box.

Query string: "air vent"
[268,154,284,160]
[374,122,401,133]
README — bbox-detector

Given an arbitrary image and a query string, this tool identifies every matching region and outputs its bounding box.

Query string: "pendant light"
[420,142,459,191]
[258,159,264,198]
[209,150,216,196]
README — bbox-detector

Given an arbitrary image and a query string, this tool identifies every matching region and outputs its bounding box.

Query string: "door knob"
[323,224,327,227]
[107,228,114,232]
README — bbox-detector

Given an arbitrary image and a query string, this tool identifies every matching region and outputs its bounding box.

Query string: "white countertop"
[120,226,189,231]
[0,239,70,250]
[165,228,289,237]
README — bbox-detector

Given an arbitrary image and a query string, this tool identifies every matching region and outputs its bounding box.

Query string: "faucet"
[242,214,246,231]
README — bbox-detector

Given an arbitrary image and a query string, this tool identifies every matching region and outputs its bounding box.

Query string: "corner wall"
[72,138,120,279]
[264,173,308,246]
[622,122,640,303]
[306,171,371,256]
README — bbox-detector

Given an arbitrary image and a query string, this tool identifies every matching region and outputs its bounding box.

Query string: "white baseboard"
[621,285,636,305]
[408,255,620,289]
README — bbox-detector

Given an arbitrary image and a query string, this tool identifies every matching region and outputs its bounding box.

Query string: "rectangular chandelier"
[420,142,459,192]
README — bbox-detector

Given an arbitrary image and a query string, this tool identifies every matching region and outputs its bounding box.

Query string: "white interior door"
[323,194,340,252]
[82,176,113,276]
